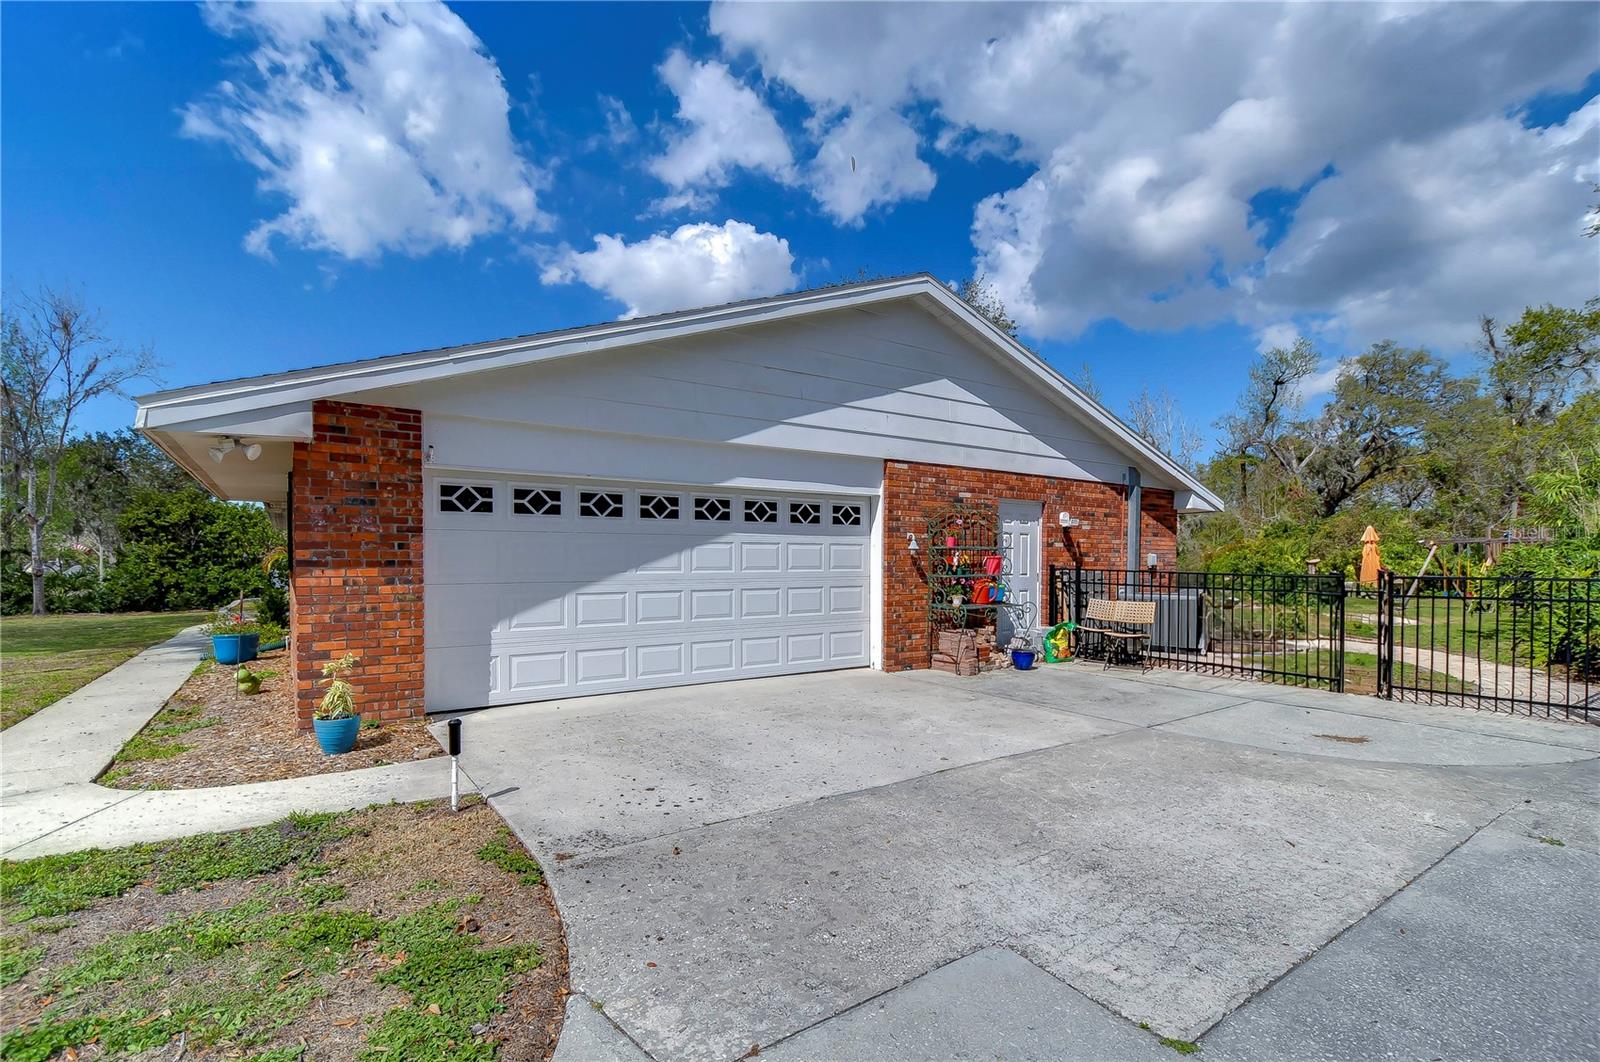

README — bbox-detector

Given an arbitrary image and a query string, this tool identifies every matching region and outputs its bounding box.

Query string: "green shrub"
[106,489,280,613]
[1489,541,1600,675]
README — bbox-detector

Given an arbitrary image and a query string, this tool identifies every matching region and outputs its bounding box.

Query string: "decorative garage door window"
[832,503,863,527]
[579,490,624,518]
[512,487,561,516]
[744,499,778,523]
[640,494,680,520]
[439,483,494,514]
[790,501,822,525]
[694,496,731,521]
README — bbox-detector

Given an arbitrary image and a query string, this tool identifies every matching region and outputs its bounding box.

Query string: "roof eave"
[135,272,1225,512]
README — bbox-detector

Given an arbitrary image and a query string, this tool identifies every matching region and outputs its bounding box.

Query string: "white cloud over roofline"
[539,220,799,319]
[712,1,1600,349]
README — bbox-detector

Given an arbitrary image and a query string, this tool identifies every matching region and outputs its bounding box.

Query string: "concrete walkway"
[1,628,457,859]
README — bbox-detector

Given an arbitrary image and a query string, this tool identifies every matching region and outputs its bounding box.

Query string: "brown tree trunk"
[26,469,45,615]
[28,520,44,616]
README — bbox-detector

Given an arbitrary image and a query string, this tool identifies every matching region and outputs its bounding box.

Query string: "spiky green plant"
[316,654,359,720]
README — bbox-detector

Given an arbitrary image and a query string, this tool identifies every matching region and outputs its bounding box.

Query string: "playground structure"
[1403,529,1554,598]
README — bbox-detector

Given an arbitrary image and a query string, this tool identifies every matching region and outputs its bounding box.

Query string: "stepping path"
[1,627,458,859]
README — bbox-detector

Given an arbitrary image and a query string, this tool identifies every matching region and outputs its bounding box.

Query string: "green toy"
[1043,621,1075,663]
[235,666,262,695]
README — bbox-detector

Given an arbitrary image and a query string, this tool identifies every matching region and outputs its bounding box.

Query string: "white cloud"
[595,94,638,148]
[1255,323,1302,354]
[641,189,717,218]
[711,2,1600,349]
[1254,100,1600,350]
[183,0,546,260]
[649,50,795,193]
[807,108,935,226]
[1301,361,1349,400]
[540,219,798,319]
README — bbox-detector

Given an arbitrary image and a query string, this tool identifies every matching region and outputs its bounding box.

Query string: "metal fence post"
[1333,576,1346,693]
[1378,571,1394,699]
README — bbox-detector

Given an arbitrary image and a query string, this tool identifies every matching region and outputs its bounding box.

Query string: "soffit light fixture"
[209,437,262,463]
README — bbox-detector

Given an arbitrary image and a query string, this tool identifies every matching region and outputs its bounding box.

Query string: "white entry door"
[999,500,1043,646]
[424,474,872,710]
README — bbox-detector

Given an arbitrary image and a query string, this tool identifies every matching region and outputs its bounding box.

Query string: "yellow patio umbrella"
[1358,525,1382,586]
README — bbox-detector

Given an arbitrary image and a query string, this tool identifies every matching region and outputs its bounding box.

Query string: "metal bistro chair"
[1077,598,1156,670]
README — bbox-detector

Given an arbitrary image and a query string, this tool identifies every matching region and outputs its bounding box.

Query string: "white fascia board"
[141,402,314,439]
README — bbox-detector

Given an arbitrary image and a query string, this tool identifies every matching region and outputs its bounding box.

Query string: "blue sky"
[4,2,1596,458]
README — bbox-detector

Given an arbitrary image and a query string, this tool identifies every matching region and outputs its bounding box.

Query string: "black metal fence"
[1375,569,1597,720]
[1046,566,1599,721]
[1048,567,1346,691]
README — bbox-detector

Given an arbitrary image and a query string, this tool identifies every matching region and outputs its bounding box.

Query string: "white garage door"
[424,474,872,710]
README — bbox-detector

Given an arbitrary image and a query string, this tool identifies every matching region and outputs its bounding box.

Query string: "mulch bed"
[100,648,442,790]
[0,800,568,1060]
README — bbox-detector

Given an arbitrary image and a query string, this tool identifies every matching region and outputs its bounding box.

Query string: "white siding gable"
[361,303,1154,489]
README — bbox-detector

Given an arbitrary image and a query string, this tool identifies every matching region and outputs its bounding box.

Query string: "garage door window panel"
[579,490,624,519]
[439,483,494,514]
[694,497,731,521]
[640,494,681,520]
[512,487,562,517]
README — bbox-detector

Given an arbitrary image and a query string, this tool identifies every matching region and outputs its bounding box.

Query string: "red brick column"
[289,400,424,729]
[1140,489,1179,569]
[881,461,1177,672]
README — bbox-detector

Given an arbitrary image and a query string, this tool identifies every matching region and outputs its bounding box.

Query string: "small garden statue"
[235,666,262,695]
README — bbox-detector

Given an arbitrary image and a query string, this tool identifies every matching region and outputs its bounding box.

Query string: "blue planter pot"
[1010,649,1037,671]
[313,714,361,755]
[212,633,260,665]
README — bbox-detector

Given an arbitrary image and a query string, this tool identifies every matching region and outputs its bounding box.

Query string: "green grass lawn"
[1228,648,1471,696]
[0,611,211,730]
[1344,594,1531,665]
[0,802,561,1061]
[1342,650,1474,695]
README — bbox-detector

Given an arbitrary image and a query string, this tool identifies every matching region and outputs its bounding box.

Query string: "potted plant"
[1008,632,1039,671]
[313,654,361,755]
[207,617,261,665]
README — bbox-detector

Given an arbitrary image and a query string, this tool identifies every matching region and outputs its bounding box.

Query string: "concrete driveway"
[447,665,1600,1062]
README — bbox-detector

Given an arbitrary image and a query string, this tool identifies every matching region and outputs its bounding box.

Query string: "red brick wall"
[289,401,424,729]
[1139,489,1179,569]
[881,460,1176,671]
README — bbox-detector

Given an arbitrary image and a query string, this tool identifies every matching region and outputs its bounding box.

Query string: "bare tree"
[1218,337,1322,487]
[956,274,1019,339]
[1068,361,1103,403]
[1126,385,1205,468]
[2,287,155,614]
